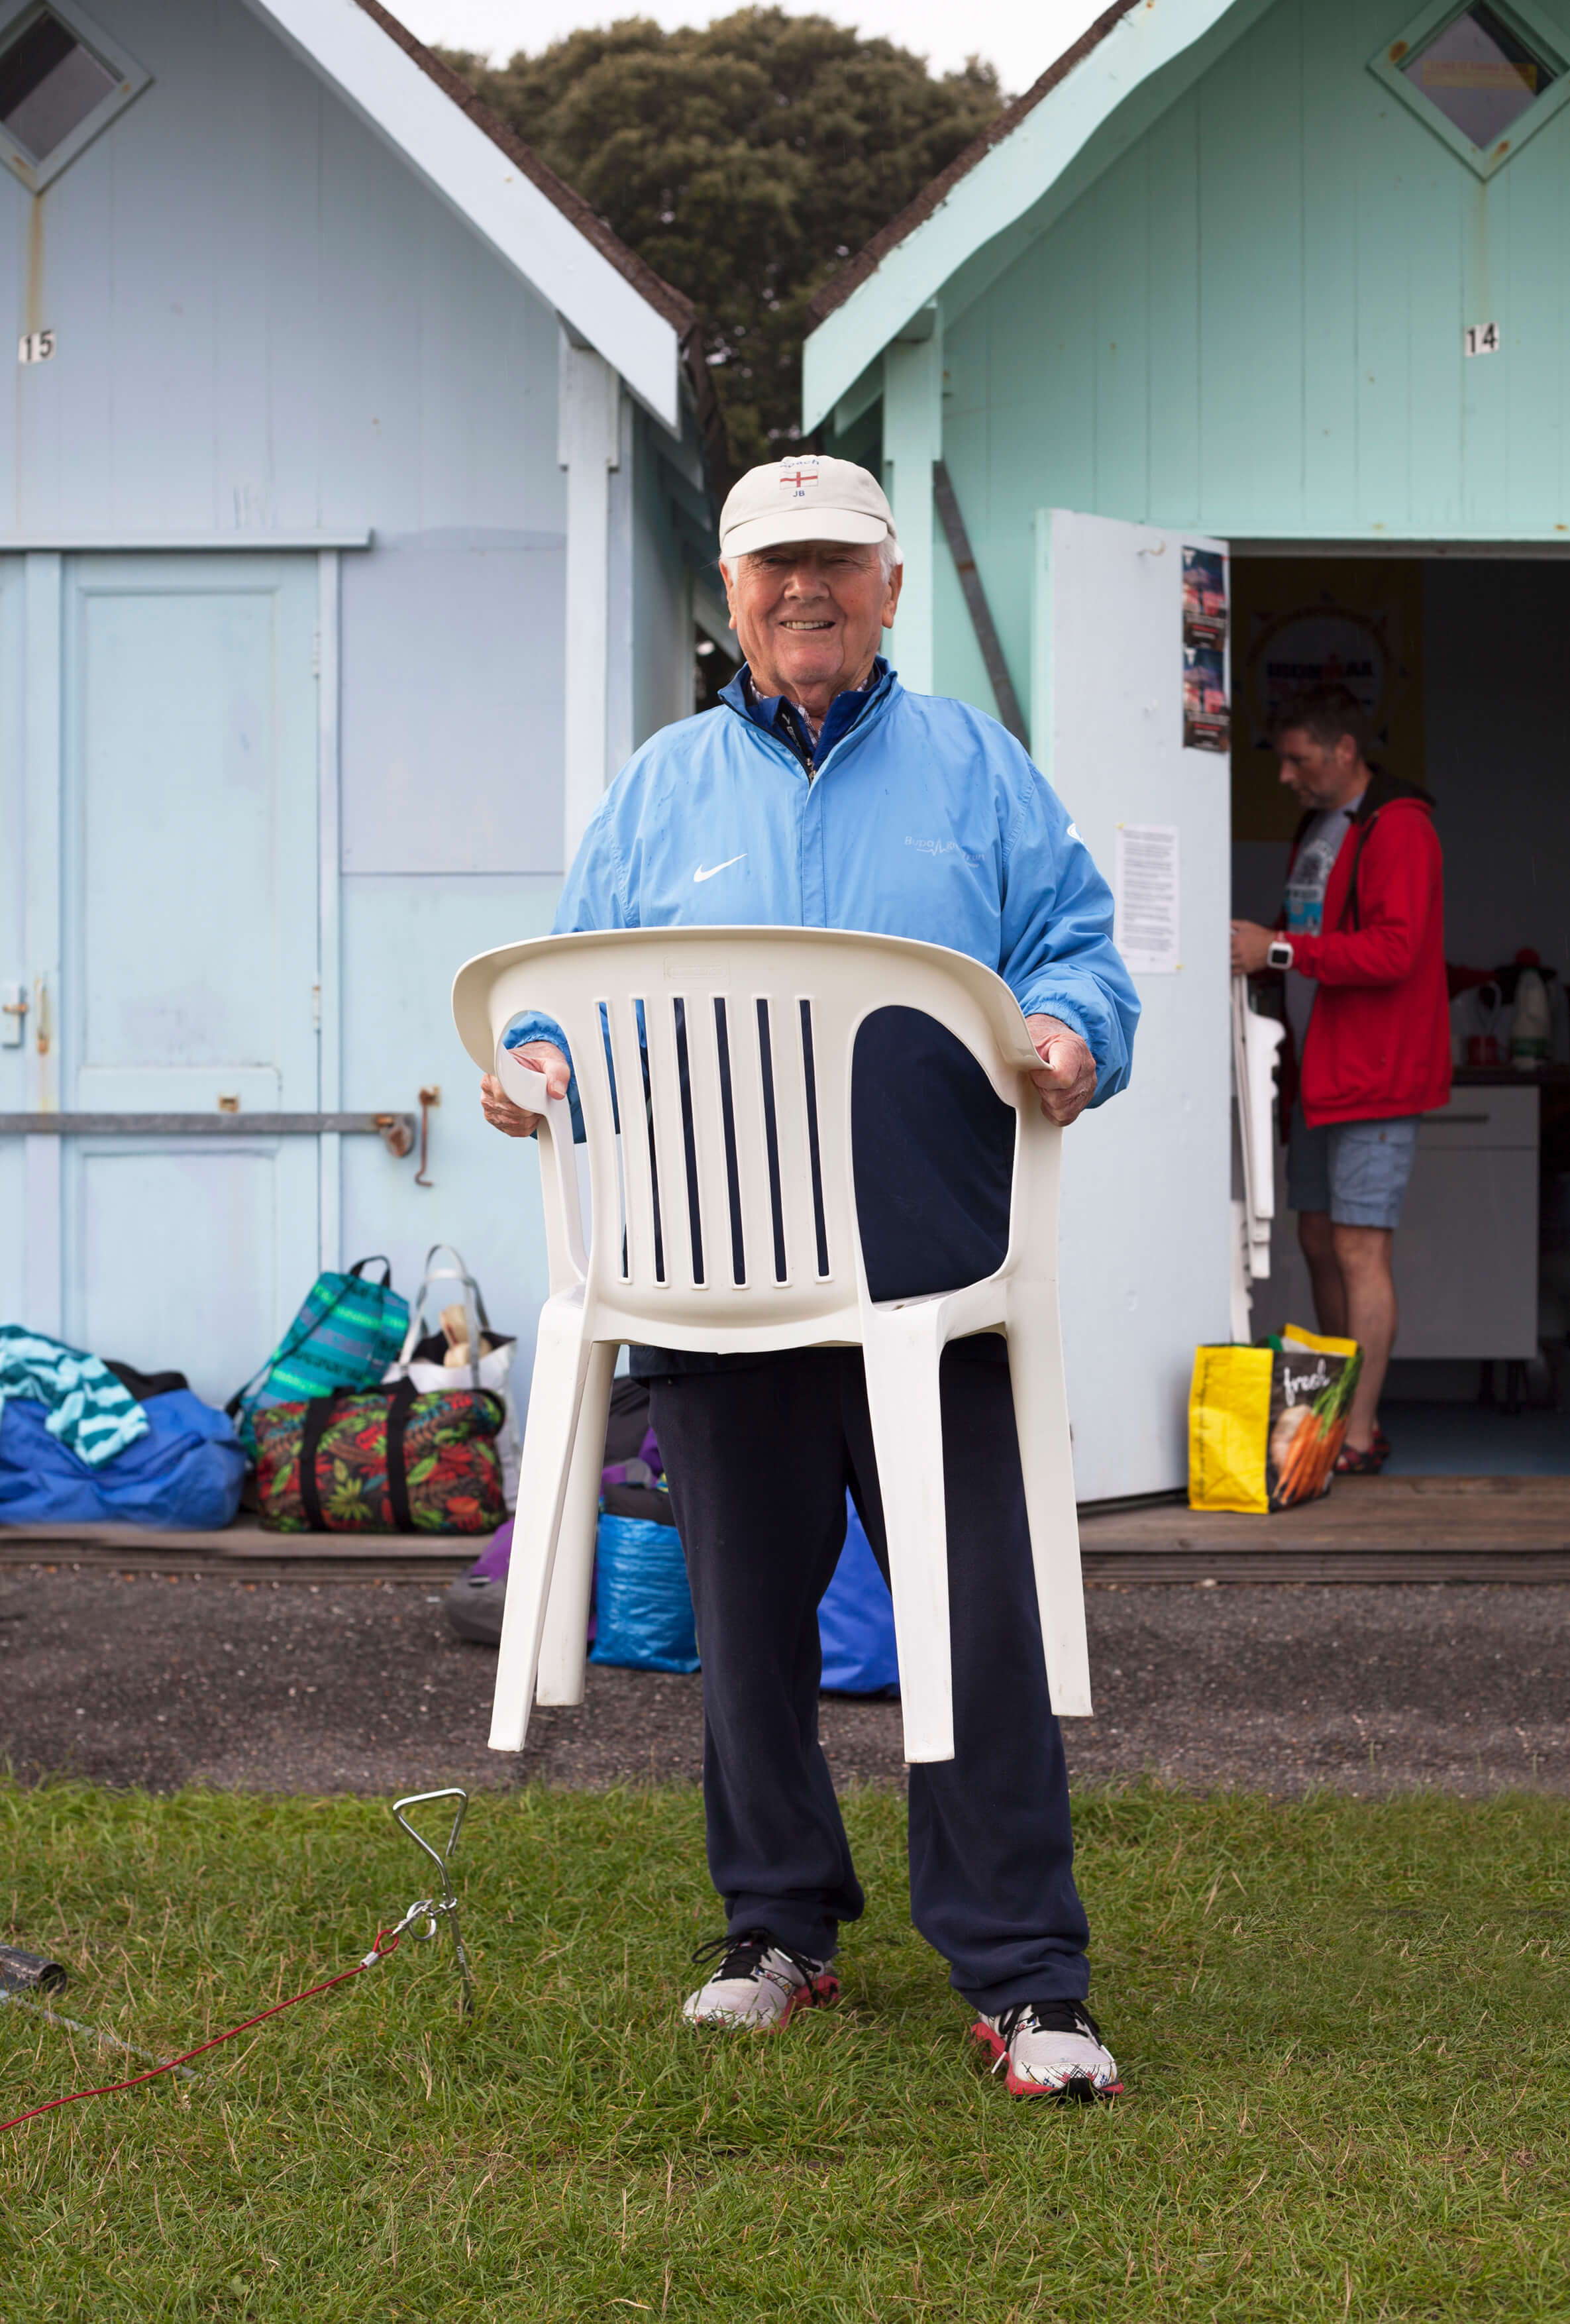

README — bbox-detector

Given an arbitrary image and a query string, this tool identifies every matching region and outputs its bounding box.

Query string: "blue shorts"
[1286,1107,1420,1230]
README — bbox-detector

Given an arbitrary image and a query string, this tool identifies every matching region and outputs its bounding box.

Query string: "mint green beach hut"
[804,0,1565,1500]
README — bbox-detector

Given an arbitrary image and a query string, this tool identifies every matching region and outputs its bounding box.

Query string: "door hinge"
[311,628,321,678]
[311,982,322,1032]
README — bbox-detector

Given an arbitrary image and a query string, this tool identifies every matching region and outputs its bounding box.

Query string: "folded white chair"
[452,926,1091,1765]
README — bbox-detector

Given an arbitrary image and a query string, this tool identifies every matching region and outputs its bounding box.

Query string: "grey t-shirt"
[1282,800,1361,1052]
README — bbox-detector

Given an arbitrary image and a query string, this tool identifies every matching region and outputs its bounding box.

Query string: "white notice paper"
[1114,823,1180,975]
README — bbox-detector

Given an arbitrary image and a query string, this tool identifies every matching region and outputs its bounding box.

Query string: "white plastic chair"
[452,925,1091,1765]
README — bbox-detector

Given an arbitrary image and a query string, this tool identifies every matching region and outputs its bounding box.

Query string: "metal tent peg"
[374,1788,474,2015]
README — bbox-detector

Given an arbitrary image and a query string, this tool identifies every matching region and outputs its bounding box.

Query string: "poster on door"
[1182,645,1230,753]
[1182,545,1230,750]
[1182,545,1228,649]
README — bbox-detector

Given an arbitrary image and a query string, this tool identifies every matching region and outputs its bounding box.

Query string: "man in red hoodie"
[1231,687,1450,1471]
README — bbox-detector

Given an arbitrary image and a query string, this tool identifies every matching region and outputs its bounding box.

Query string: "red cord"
[0,1930,401,2135]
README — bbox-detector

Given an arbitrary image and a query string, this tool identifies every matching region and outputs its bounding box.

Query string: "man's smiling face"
[721,540,902,713]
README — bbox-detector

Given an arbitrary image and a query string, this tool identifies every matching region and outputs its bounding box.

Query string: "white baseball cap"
[719,455,900,563]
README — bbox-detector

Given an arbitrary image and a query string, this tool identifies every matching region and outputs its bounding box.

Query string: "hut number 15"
[1463,323,1500,356]
[17,329,55,364]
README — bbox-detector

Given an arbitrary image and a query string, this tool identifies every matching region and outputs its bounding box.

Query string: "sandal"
[1334,1442,1387,1476]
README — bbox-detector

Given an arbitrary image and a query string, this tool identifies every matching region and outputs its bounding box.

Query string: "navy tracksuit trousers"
[648,1340,1090,2014]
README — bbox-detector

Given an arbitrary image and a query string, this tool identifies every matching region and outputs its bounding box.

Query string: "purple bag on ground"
[452,1513,597,1640]
[443,1514,515,1645]
[468,1516,514,1583]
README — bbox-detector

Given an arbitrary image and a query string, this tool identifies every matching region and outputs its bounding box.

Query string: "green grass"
[2,1782,1569,2321]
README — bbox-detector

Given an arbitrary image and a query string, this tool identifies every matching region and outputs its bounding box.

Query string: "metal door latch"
[1,984,26,1048]
[375,1112,415,1159]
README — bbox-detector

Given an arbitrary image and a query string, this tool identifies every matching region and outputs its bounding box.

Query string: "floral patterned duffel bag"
[254,1381,506,1534]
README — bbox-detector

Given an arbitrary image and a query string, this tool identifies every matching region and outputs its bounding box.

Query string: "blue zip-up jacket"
[507,664,1139,1368]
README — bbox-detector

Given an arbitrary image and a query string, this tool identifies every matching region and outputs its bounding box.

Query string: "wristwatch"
[1267,938,1295,971]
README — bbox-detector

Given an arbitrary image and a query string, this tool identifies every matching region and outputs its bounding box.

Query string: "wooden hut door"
[1033,509,1235,1501]
[9,552,323,1408]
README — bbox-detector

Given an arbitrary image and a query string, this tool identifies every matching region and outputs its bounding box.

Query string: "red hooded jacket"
[1282,775,1451,1129]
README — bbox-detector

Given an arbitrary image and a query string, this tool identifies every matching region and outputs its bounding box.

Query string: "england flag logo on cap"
[778,456,821,499]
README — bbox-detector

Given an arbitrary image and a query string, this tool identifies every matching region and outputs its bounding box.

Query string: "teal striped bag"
[228,1257,410,1457]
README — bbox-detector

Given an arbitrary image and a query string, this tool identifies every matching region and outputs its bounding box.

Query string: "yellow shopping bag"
[1188,1325,1363,1513]
[1187,1344,1273,1512]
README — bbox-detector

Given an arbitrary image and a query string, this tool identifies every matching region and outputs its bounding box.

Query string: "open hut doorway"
[1230,547,1570,1475]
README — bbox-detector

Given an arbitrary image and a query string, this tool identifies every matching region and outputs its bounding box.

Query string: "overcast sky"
[395,0,1106,95]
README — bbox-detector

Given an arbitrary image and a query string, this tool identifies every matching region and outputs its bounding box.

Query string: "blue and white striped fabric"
[0,1326,148,1467]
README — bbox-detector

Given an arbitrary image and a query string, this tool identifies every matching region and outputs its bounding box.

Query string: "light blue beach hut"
[0,0,722,1407]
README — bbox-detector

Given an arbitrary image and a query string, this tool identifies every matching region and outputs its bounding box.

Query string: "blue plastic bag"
[590,1511,700,1674]
[818,1495,900,1695]
[0,1390,247,1530]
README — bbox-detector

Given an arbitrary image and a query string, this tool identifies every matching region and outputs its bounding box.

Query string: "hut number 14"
[1464,323,1500,356]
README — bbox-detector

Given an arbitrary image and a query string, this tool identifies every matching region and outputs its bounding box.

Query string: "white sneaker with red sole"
[683,1929,840,2031]
[971,1999,1122,2099]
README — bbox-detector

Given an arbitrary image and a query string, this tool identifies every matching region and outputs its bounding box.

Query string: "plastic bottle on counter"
[1510,959,1551,1069]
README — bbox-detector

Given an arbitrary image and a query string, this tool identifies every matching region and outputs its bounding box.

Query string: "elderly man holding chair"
[480,457,1139,2101]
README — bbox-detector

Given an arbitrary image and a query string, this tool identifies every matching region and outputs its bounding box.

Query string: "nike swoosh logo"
[693,854,747,883]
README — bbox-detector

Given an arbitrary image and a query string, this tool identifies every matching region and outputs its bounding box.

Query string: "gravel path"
[2,1567,1567,1799]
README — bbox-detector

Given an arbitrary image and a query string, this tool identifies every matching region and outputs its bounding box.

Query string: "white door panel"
[64,558,319,1112]
[3,552,322,1401]
[64,1139,315,1406]
[1034,510,1233,1501]
[0,556,25,1327]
